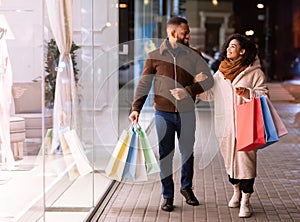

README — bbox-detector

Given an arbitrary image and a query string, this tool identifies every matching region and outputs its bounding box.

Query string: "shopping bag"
[258,96,279,150]
[236,97,266,152]
[265,96,288,137]
[60,128,80,180]
[63,130,94,177]
[134,136,148,181]
[122,127,138,179]
[136,126,160,174]
[38,128,53,156]
[105,128,132,181]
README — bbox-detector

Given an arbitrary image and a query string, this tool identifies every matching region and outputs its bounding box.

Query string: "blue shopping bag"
[122,127,138,179]
[259,96,279,149]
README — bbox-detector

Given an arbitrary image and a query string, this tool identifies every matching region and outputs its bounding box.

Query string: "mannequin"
[0,26,15,168]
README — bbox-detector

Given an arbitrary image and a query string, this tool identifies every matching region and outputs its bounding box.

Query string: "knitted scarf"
[219,58,247,82]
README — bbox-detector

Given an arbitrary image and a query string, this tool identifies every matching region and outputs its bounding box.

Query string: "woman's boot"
[228,183,241,208]
[239,192,252,218]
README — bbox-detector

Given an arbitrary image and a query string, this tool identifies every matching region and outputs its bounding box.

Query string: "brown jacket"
[132,39,213,113]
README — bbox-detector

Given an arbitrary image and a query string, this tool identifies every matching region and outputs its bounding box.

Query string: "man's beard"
[176,38,189,47]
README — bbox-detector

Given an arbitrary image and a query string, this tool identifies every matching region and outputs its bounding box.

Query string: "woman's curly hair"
[219,33,257,67]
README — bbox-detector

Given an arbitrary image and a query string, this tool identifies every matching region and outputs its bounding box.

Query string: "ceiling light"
[212,0,218,6]
[257,3,264,9]
[245,30,254,36]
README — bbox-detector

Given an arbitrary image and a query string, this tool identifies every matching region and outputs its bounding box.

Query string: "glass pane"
[42,0,118,221]
[0,0,119,221]
[0,2,45,222]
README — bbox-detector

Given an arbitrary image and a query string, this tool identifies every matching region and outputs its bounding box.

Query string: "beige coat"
[199,58,268,179]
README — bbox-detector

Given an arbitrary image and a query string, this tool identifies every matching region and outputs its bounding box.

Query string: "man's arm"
[129,56,155,122]
[188,73,214,95]
[186,55,214,96]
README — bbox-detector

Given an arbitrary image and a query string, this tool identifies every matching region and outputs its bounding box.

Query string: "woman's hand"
[235,87,250,99]
[170,88,187,100]
[193,72,208,83]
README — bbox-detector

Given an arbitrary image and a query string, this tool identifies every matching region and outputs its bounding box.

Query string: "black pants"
[228,175,255,194]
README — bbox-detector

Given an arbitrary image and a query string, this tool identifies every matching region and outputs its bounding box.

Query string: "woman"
[196,33,268,218]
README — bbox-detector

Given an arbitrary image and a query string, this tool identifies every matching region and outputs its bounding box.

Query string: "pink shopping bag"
[236,97,266,152]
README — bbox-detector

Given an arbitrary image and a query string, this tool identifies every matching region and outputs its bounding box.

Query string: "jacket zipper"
[168,51,178,112]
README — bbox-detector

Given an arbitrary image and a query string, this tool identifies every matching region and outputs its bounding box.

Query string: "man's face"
[175,23,190,46]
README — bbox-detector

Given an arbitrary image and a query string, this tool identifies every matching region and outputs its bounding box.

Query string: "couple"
[129,16,268,218]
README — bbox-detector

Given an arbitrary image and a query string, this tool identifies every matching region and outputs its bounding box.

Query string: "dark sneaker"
[180,188,200,206]
[161,198,174,212]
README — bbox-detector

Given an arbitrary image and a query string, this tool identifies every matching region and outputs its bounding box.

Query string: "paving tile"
[97,86,300,222]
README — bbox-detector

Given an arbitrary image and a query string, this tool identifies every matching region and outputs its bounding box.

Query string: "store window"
[0,2,45,221]
[0,0,118,221]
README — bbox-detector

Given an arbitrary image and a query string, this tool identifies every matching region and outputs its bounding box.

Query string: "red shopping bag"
[236,97,266,152]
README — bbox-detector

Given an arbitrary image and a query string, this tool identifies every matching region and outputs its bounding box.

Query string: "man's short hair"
[167,16,188,27]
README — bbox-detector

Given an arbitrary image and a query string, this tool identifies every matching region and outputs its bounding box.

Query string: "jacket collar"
[231,56,262,84]
[159,38,190,55]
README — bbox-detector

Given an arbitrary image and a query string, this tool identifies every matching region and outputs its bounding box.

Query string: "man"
[129,16,213,212]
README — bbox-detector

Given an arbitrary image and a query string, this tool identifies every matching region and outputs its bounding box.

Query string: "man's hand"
[193,72,208,83]
[129,111,139,123]
[170,88,187,100]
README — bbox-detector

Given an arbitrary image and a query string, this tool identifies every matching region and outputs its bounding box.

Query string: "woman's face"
[226,39,245,60]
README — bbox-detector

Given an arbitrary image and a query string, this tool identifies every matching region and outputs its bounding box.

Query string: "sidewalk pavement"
[95,80,300,222]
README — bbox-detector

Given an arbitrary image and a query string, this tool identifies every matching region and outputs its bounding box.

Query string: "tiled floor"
[94,84,300,221]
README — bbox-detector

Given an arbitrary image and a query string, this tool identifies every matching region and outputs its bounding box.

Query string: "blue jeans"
[155,110,196,199]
